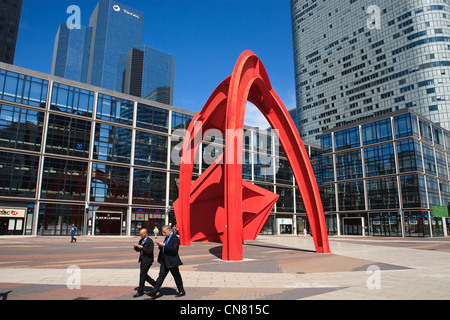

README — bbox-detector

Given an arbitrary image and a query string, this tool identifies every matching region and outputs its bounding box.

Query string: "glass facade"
[118,45,175,105]
[51,24,92,83]
[0,63,311,237]
[291,0,450,144]
[318,109,449,237]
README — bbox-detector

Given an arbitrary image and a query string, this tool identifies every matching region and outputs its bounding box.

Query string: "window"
[51,83,94,116]
[136,103,169,133]
[397,139,423,173]
[367,177,399,209]
[41,157,88,200]
[134,131,168,168]
[90,163,129,203]
[0,104,43,151]
[0,70,48,107]
[93,123,132,164]
[46,114,91,158]
[132,169,166,205]
[364,143,396,177]
[0,151,39,198]
[362,119,392,145]
[334,127,360,151]
[96,94,134,126]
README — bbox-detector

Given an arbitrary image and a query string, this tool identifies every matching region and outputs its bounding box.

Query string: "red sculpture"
[173,51,330,261]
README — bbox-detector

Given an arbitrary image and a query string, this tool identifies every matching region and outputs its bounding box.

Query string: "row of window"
[0,151,302,212]
[320,174,447,212]
[0,70,189,132]
[321,113,450,152]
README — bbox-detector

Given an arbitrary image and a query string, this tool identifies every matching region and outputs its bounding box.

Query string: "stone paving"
[0,235,449,301]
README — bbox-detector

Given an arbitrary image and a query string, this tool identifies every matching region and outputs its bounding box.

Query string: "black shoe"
[133,291,144,298]
[175,291,186,298]
[147,291,157,299]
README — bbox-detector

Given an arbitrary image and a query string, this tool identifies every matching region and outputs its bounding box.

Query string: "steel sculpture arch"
[173,51,330,260]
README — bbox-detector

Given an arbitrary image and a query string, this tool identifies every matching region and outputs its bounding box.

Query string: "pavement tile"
[0,235,449,301]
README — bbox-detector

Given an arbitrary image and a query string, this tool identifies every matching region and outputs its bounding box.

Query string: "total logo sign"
[112,4,140,19]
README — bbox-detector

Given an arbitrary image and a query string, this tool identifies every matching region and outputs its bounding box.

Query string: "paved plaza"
[0,234,449,300]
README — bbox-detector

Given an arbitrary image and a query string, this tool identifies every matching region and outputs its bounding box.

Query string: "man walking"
[133,228,156,298]
[148,225,185,299]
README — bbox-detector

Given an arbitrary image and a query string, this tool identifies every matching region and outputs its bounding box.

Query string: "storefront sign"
[433,206,449,218]
[279,219,293,225]
[0,208,26,218]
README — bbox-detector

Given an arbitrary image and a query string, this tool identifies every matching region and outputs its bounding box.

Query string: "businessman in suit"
[133,228,156,298]
[148,225,185,299]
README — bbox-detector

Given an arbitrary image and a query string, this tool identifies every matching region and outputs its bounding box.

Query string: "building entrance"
[94,212,123,236]
[343,217,364,235]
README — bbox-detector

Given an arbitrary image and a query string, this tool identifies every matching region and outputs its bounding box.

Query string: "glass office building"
[0,62,312,237]
[317,108,450,237]
[118,46,175,105]
[0,0,22,64]
[291,0,450,144]
[87,0,143,91]
[51,24,92,83]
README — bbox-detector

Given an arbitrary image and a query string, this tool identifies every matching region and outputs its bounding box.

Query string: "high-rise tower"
[0,0,22,64]
[291,0,450,143]
[87,0,143,91]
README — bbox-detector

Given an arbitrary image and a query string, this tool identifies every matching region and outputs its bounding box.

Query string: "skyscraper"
[291,0,450,143]
[119,45,175,105]
[0,0,22,64]
[87,0,143,91]
[51,24,92,83]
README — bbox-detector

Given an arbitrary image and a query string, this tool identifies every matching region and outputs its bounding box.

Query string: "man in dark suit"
[148,225,185,299]
[133,228,156,298]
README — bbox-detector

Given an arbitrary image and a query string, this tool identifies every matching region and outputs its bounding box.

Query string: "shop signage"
[433,206,449,218]
[96,213,121,221]
[279,219,293,225]
[0,208,26,218]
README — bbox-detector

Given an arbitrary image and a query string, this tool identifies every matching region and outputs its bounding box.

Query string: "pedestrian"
[133,228,157,298]
[70,224,77,243]
[147,225,185,299]
[153,226,159,239]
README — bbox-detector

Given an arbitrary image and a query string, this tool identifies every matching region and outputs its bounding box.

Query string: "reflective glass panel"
[46,114,91,158]
[96,94,134,126]
[364,143,396,177]
[40,157,88,200]
[367,177,399,209]
[276,186,294,212]
[338,181,365,210]
[171,112,193,131]
[0,151,39,198]
[90,163,129,203]
[0,70,48,107]
[134,131,167,168]
[397,139,423,173]
[93,123,132,164]
[132,169,166,205]
[334,127,360,151]
[362,118,392,145]
[51,82,94,116]
[0,104,43,151]
[336,150,363,180]
[136,103,169,132]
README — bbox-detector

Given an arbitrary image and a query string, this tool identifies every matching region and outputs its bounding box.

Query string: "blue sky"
[15,0,295,127]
